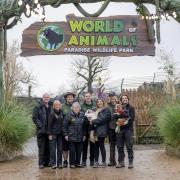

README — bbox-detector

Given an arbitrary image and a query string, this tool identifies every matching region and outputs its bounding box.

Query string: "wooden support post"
[0,22,4,106]
[155,0,161,43]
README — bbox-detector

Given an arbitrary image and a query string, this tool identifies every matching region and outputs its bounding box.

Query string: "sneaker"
[93,162,99,168]
[116,162,125,168]
[99,162,107,168]
[63,161,68,168]
[51,165,56,169]
[82,161,87,167]
[57,164,63,169]
[39,165,45,169]
[76,164,83,168]
[70,165,75,168]
[90,161,94,167]
[108,162,116,166]
[128,162,133,169]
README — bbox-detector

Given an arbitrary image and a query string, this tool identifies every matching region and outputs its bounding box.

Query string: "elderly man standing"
[32,93,52,169]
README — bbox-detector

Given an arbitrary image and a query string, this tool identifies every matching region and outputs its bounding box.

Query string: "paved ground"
[0,137,180,180]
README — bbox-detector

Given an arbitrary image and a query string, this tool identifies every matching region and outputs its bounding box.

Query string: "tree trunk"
[0,24,4,106]
[87,79,93,93]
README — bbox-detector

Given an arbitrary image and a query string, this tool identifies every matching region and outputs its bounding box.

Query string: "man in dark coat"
[116,95,135,169]
[81,92,96,167]
[32,93,52,169]
[61,92,76,167]
[107,92,117,166]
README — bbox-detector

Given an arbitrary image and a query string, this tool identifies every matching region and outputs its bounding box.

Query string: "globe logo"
[37,25,64,51]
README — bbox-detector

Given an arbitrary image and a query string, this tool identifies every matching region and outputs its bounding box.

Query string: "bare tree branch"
[4,41,37,102]
[71,56,110,93]
[77,72,89,81]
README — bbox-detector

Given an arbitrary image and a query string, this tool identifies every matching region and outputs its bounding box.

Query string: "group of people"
[32,91,135,170]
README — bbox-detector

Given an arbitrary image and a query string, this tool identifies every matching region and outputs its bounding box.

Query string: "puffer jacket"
[63,111,87,142]
[92,107,111,138]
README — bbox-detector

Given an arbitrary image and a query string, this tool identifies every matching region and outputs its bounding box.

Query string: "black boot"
[63,160,68,168]
[116,161,125,168]
[108,162,116,166]
[82,161,87,167]
[128,161,133,169]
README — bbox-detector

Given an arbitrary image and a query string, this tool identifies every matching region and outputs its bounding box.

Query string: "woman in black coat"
[90,99,111,168]
[63,102,87,168]
[48,100,64,169]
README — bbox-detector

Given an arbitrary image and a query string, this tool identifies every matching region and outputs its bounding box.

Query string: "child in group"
[113,103,130,133]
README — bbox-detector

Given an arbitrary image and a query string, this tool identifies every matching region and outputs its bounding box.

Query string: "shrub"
[0,103,34,157]
[157,104,180,148]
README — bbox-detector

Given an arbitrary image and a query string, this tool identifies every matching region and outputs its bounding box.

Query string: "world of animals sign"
[21,14,155,57]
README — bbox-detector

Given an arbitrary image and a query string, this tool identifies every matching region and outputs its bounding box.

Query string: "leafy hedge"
[0,103,34,157]
[157,104,180,148]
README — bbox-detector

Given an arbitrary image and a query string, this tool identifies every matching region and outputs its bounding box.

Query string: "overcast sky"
[7,2,180,97]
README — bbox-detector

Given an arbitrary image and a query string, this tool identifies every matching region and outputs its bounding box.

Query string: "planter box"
[0,151,23,162]
[165,145,180,158]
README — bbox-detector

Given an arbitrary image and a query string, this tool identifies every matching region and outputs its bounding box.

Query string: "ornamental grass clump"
[0,103,34,157]
[157,104,180,148]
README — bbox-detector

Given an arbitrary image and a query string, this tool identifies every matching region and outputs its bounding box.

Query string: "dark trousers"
[82,135,95,162]
[89,141,95,162]
[49,134,63,166]
[94,137,106,163]
[63,137,69,151]
[69,142,83,165]
[116,130,134,163]
[108,129,116,164]
[37,133,50,166]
